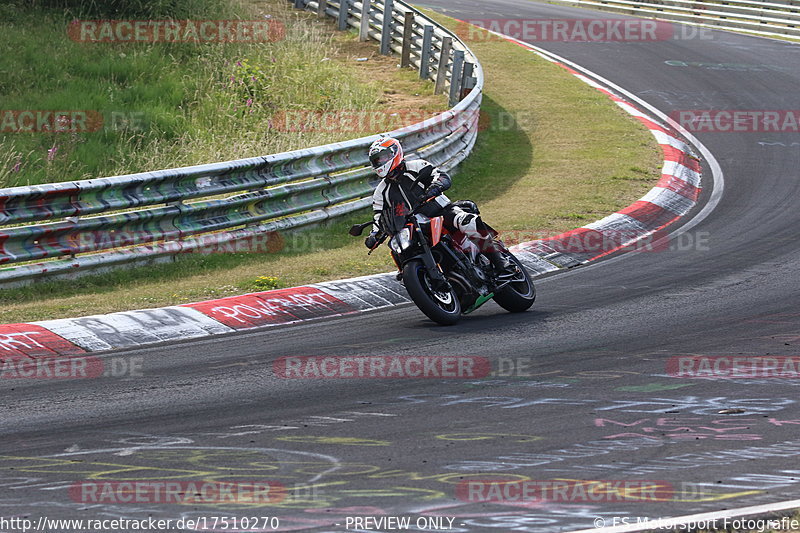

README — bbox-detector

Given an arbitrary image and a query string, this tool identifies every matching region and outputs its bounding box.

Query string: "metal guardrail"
[0,0,483,286]
[546,0,800,38]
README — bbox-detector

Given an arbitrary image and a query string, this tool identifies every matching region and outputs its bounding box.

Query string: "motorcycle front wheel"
[402,259,461,325]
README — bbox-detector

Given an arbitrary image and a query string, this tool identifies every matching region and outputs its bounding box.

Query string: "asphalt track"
[3,1,800,532]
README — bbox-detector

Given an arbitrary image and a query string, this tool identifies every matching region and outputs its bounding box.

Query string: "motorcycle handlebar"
[411,197,435,215]
[368,232,389,255]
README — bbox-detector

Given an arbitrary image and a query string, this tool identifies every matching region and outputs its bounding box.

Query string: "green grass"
[0,0,400,187]
[432,11,662,237]
[0,5,662,323]
[11,0,234,18]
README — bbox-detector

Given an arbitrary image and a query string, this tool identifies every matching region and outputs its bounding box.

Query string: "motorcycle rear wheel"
[402,260,462,325]
[493,253,536,313]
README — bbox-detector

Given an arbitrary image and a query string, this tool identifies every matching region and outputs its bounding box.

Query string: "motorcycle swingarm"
[438,243,490,293]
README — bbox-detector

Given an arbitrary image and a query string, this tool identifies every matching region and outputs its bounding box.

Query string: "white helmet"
[368,137,404,179]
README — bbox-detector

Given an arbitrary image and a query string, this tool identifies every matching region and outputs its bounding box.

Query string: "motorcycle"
[349,199,535,325]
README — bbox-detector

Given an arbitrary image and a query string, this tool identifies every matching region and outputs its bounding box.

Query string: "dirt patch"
[327,23,447,112]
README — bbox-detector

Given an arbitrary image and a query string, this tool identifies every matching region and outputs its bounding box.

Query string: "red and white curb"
[0,33,716,359]
[501,35,702,267]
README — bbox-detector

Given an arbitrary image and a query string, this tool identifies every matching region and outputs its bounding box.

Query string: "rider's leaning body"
[365,137,511,273]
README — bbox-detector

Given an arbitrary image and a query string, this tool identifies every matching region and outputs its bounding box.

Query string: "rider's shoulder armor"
[404,159,432,174]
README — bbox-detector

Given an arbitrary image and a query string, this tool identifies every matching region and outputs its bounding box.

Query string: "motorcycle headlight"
[389,227,413,254]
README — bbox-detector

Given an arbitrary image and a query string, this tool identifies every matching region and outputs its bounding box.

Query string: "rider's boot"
[486,250,514,277]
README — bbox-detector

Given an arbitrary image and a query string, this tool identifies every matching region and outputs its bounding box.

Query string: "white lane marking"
[568,497,800,532]
[475,27,725,280]
[511,37,724,238]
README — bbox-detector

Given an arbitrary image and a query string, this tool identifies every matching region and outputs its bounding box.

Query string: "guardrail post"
[460,61,474,99]
[380,0,393,55]
[419,25,433,79]
[448,50,464,107]
[318,0,327,18]
[401,11,414,68]
[434,36,452,95]
[359,0,370,40]
[338,0,349,30]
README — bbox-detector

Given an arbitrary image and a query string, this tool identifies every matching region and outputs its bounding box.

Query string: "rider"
[365,136,512,274]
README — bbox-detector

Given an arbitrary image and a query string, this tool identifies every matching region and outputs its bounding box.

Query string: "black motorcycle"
[349,199,535,325]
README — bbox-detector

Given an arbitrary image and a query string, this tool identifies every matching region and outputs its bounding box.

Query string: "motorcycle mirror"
[349,223,370,237]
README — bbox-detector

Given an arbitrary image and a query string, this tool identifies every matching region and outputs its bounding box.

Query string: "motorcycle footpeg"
[495,267,517,280]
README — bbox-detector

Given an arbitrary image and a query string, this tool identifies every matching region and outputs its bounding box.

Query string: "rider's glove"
[424,185,442,201]
[365,231,379,249]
